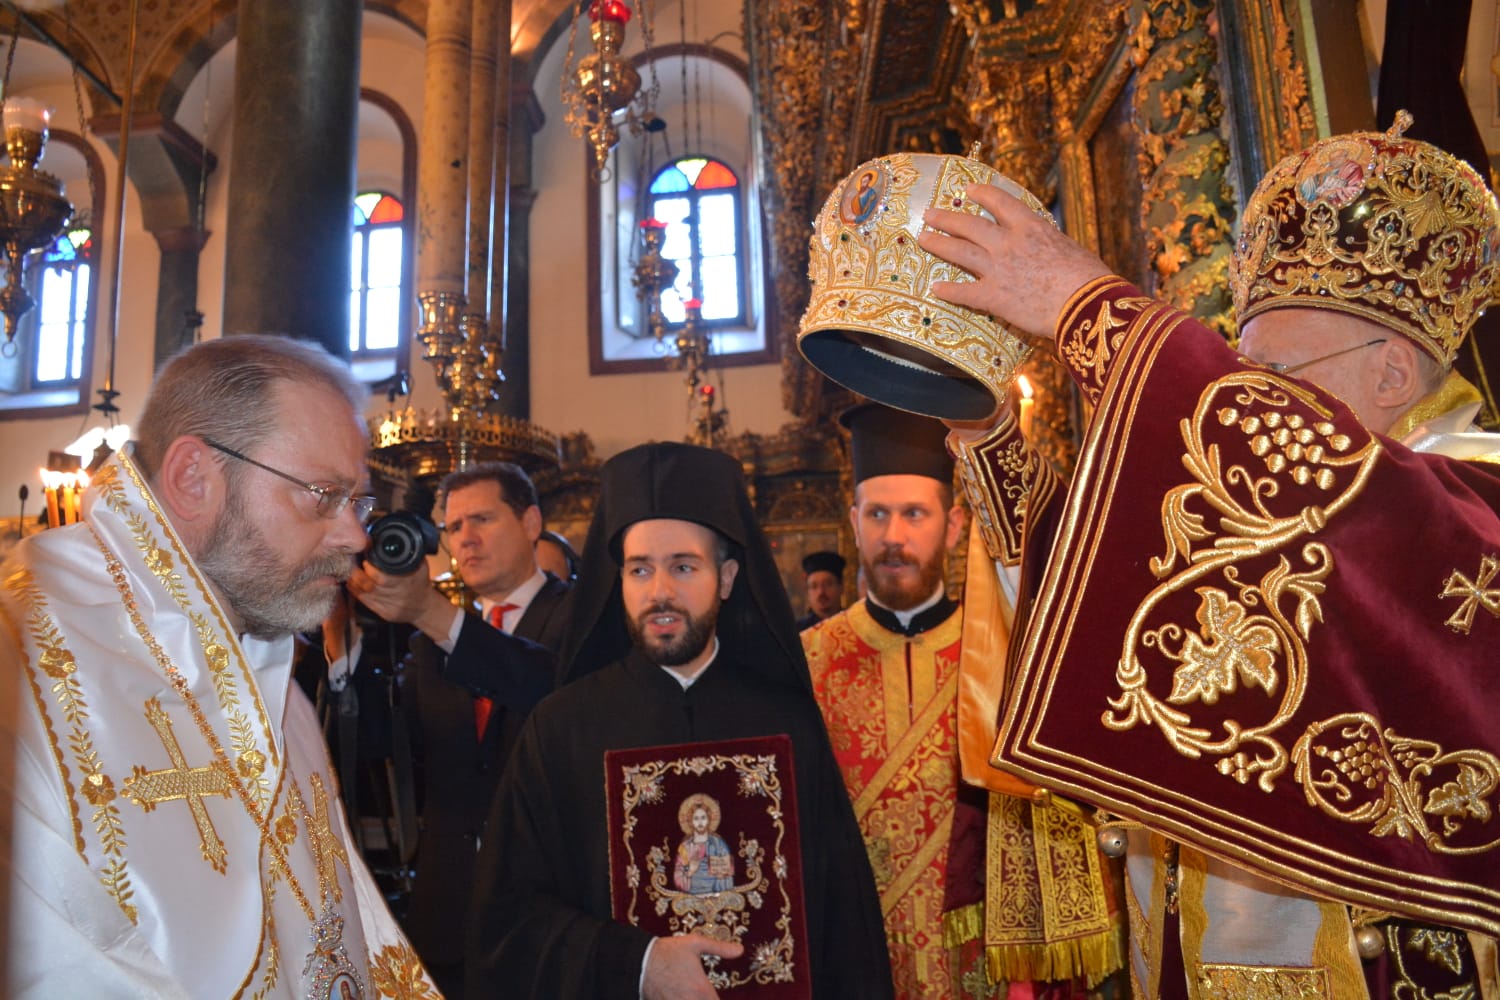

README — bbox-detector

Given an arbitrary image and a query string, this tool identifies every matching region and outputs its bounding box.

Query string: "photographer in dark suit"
[347,462,568,997]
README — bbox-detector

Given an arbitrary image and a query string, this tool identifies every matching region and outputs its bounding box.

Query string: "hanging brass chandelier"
[560,0,658,180]
[0,97,72,347]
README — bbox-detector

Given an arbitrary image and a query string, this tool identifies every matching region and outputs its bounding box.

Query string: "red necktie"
[475,603,520,741]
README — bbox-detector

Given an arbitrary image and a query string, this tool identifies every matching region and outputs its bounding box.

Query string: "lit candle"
[1016,375,1035,439]
[67,471,88,524]
[590,0,632,24]
[40,469,61,529]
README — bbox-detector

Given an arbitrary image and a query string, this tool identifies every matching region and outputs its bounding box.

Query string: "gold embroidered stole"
[953,520,1125,985]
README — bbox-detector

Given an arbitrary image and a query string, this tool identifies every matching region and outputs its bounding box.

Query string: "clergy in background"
[465,441,893,999]
[795,549,846,630]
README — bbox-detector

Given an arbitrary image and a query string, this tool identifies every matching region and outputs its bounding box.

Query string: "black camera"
[366,511,440,576]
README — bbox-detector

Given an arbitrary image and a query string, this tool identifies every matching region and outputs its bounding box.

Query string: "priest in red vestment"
[910,117,1500,998]
[804,399,1125,999]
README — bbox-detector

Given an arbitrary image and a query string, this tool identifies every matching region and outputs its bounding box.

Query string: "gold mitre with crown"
[798,152,1051,421]
[1230,111,1500,365]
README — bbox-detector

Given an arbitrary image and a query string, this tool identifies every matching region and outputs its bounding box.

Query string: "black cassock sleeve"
[465,709,652,999]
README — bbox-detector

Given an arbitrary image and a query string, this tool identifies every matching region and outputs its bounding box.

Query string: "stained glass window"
[647,156,745,327]
[351,191,405,354]
[30,227,93,386]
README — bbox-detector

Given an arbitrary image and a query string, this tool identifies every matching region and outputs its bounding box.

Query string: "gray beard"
[197,486,353,637]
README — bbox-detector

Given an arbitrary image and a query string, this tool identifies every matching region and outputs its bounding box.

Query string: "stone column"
[416,0,473,336]
[466,0,500,324]
[490,0,514,353]
[499,88,544,420]
[151,226,209,363]
[221,0,361,356]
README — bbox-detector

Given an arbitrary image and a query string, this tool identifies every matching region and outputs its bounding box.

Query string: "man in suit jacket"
[348,462,569,997]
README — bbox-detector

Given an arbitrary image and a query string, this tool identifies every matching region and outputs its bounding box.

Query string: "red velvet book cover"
[604,734,811,998]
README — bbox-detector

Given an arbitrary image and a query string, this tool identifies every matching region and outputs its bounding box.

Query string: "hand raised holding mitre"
[919,182,1112,340]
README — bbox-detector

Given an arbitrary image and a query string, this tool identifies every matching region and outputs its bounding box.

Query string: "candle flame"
[1016,375,1035,400]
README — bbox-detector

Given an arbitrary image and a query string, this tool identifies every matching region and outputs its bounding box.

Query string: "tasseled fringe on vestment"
[943,903,1127,989]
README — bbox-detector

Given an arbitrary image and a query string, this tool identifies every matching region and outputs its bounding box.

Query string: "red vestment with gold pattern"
[985,276,1500,998]
[804,600,998,998]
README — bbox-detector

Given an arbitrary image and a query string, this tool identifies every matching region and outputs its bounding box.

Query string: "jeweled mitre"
[1230,112,1500,364]
[798,152,1048,421]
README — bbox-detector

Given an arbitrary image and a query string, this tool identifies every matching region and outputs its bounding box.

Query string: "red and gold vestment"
[972,276,1500,998]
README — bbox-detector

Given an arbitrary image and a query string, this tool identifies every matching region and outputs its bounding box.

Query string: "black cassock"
[466,647,893,999]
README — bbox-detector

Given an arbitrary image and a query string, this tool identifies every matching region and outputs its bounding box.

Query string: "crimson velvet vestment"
[981,276,1500,996]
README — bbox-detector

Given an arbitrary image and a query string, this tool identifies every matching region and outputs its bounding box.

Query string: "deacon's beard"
[626,595,721,667]
[864,543,946,612]
[198,484,354,637]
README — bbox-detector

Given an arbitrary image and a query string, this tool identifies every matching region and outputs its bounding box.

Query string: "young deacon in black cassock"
[465,442,893,998]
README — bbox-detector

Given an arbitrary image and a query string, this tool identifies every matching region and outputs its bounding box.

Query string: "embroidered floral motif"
[1405,926,1465,976]
[1196,963,1331,999]
[1107,371,1500,853]
[367,942,439,999]
[1167,588,1281,705]
[1292,715,1500,853]
[6,567,137,922]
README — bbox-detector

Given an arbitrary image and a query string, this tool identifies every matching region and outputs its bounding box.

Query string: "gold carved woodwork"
[748,0,862,423]
[1130,0,1237,338]
[1230,0,1317,168]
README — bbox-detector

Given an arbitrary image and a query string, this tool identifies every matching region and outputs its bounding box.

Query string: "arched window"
[588,47,770,373]
[30,226,93,386]
[648,156,744,327]
[350,190,404,355]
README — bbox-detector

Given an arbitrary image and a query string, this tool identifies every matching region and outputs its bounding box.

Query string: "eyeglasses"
[1260,338,1387,375]
[202,437,377,525]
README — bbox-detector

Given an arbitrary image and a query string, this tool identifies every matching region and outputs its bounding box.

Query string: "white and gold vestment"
[0,448,435,998]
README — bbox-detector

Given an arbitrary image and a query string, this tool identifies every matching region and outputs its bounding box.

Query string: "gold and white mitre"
[798,151,1050,422]
[0,447,431,998]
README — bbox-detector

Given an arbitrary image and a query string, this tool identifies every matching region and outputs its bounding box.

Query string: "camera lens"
[366,512,439,575]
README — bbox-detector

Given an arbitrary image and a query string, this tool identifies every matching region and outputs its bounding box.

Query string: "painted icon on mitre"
[799,152,1055,422]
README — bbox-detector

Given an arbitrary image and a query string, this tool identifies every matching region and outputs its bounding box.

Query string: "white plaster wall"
[526,0,795,461]
[0,0,798,523]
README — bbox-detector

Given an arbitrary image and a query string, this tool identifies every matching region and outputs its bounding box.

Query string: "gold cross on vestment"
[305,773,349,905]
[123,697,233,873]
[1441,554,1500,635]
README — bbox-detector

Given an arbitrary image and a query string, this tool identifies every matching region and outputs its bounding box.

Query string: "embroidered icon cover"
[604,734,811,998]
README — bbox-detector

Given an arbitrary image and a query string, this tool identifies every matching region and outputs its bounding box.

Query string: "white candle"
[1016,375,1035,439]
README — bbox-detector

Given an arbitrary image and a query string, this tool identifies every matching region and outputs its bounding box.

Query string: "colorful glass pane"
[650,166,690,194]
[369,194,403,223]
[677,158,707,185]
[354,191,383,225]
[695,160,736,190]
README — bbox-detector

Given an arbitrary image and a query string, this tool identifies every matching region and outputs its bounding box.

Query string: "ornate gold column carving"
[748,0,865,422]
[1129,0,1236,337]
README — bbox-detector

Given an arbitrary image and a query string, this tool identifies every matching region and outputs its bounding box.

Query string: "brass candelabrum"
[674,299,729,448]
[369,290,558,487]
[632,217,678,344]
[0,99,72,348]
[561,0,651,180]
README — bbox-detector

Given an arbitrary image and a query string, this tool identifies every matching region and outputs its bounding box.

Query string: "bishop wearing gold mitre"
[918,118,1500,998]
